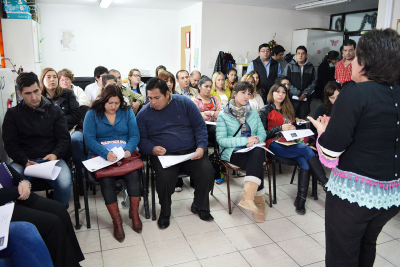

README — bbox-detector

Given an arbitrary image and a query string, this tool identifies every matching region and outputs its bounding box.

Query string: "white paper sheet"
[0,202,15,251]
[296,121,310,126]
[82,147,125,172]
[24,160,61,180]
[292,96,307,101]
[158,151,200,169]
[205,121,217,126]
[280,129,314,141]
[234,142,275,155]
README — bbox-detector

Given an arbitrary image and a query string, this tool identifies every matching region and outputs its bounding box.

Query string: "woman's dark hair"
[324,81,342,113]
[247,70,262,95]
[158,70,176,94]
[322,50,339,63]
[155,65,166,77]
[226,67,237,76]
[198,75,212,87]
[91,84,129,118]
[16,72,39,93]
[267,83,295,122]
[94,66,108,79]
[146,77,169,96]
[102,74,117,87]
[231,81,254,100]
[356,28,400,85]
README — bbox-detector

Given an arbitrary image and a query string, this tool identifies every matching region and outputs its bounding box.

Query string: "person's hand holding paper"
[191,148,204,160]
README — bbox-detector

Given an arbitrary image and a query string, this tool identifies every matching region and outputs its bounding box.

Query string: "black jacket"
[316,60,335,100]
[213,51,224,74]
[47,89,81,131]
[285,59,317,100]
[252,57,279,102]
[2,96,71,166]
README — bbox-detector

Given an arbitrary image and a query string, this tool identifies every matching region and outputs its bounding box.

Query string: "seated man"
[189,70,201,89]
[175,70,199,98]
[137,78,214,229]
[85,65,108,106]
[2,72,71,206]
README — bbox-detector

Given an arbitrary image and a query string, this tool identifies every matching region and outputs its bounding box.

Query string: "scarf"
[229,99,252,132]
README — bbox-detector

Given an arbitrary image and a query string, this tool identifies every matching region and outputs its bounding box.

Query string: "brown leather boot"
[238,176,261,214]
[129,197,142,233]
[106,203,125,242]
[253,194,266,223]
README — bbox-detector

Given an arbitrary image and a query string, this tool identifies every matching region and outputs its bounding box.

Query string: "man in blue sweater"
[137,78,214,229]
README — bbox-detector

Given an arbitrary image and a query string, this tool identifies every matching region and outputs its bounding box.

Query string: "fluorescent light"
[295,0,351,10]
[99,0,113,8]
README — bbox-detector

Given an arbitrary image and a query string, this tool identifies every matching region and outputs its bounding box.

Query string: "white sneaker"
[175,187,183,192]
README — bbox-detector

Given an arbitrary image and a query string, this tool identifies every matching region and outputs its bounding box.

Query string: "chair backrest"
[74,77,95,90]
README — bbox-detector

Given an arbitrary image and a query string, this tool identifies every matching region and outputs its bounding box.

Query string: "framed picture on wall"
[397,19,400,35]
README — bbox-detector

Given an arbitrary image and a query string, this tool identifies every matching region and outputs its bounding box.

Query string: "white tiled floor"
[65,165,400,267]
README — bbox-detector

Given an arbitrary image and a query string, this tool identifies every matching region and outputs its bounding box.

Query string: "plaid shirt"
[335,59,352,85]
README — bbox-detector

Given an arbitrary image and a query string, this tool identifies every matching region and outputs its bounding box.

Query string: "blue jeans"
[71,131,85,184]
[269,142,315,170]
[10,159,72,206]
[0,222,53,267]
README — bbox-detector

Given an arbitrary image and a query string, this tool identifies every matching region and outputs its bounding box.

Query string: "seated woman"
[314,81,341,118]
[83,84,142,242]
[211,72,231,105]
[241,74,264,112]
[248,70,264,102]
[225,67,237,92]
[259,83,329,215]
[158,70,176,94]
[216,81,267,222]
[58,68,90,107]
[127,68,147,97]
[0,160,84,266]
[192,75,222,122]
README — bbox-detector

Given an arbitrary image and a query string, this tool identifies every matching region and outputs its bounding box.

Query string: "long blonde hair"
[40,67,63,98]
[212,72,224,92]
[267,83,295,122]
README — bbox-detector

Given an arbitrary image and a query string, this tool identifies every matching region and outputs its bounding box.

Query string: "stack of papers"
[234,142,275,155]
[158,151,200,168]
[24,160,61,181]
[0,202,15,251]
[82,147,125,172]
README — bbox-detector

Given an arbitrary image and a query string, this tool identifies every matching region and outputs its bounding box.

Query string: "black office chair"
[73,77,95,91]
[81,137,150,229]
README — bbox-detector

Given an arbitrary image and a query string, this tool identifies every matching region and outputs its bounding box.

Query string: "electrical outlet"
[207,62,212,68]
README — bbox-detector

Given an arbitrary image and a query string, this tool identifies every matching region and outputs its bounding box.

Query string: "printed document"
[280,129,314,141]
[158,151,200,168]
[0,202,15,251]
[82,146,125,172]
[234,142,275,155]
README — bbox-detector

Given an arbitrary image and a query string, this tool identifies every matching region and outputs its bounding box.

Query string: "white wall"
[377,0,400,30]
[200,2,330,77]
[37,3,181,78]
[178,2,202,72]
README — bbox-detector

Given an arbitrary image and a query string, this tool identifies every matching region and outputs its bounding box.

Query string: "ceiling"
[36,0,379,14]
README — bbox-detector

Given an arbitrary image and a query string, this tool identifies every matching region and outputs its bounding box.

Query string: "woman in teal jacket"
[216,81,267,222]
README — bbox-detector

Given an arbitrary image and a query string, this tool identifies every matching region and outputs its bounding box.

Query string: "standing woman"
[216,81,267,222]
[259,83,328,215]
[241,74,264,112]
[309,29,400,266]
[225,67,237,92]
[316,51,339,101]
[84,85,142,242]
[211,72,231,105]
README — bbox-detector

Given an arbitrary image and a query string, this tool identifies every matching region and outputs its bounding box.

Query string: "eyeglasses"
[131,74,141,78]
[260,50,270,53]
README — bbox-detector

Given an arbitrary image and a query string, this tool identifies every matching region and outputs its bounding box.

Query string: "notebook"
[0,163,13,188]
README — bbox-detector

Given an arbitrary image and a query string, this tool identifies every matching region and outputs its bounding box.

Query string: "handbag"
[93,151,144,179]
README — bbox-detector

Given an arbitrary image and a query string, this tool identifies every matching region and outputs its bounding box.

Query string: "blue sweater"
[83,108,140,159]
[136,94,207,155]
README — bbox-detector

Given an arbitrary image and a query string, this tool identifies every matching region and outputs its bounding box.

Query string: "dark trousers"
[229,147,265,191]
[292,100,311,119]
[325,191,400,267]
[99,169,141,206]
[151,149,214,216]
[11,193,84,267]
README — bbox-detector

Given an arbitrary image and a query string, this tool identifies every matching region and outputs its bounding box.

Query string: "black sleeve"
[65,91,81,130]
[259,108,283,140]
[0,163,26,206]
[51,108,71,159]
[313,105,328,120]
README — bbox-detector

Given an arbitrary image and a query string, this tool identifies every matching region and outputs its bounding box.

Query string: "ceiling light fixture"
[99,0,113,8]
[295,0,351,10]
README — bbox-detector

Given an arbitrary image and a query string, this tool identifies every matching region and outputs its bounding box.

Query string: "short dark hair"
[16,72,40,93]
[296,46,307,54]
[275,75,290,84]
[102,74,117,87]
[91,84,129,118]
[324,81,342,113]
[155,65,166,77]
[356,28,400,85]
[343,39,356,49]
[146,77,169,96]
[258,43,270,52]
[198,75,212,87]
[94,66,108,79]
[226,67,237,76]
[176,70,189,79]
[272,45,285,56]
[109,69,121,75]
[232,81,254,99]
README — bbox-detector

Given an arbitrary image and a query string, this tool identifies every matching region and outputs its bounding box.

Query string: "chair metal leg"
[290,166,297,184]
[82,169,91,229]
[151,170,156,221]
[312,174,318,200]
[279,163,282,174]
[266,163,273,207]
[71,168,82,230]
[226,167,232,214]
[141,168,150,219]
[272,160,277,204]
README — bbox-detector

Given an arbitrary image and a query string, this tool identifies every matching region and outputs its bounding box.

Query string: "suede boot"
[253,190,266,223]
[238,176,261,214]
[106,203,125,242]
[307,156,329,189]
[295,169,310,215]
[129,197,142,233]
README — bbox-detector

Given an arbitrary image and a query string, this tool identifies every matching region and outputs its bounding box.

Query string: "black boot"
[295,169,310,215]
[307,156,329,190]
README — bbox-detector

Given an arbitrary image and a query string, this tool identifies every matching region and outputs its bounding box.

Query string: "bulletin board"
[181,25,191,70]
